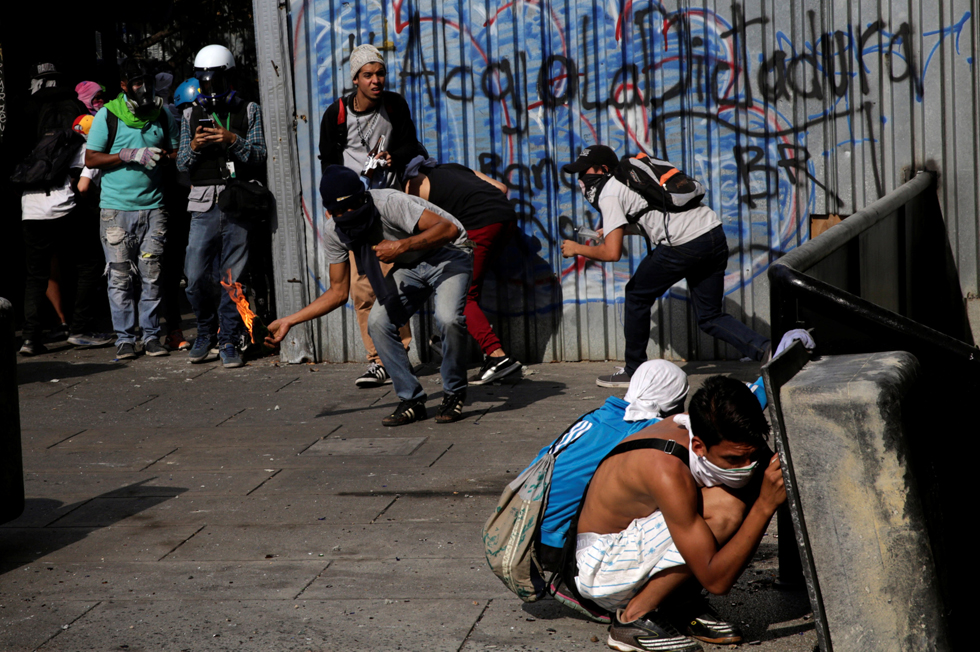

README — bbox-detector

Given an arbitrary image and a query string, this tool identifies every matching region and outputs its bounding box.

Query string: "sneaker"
[188,335,217,363]
[668,600,742,645]
[143,339,170,357]
[382,396,427,427]
[219,343,244,368]
[596,367,632,388]
[49,323,69,341]
[355,362,391,388]
[469,355,522,385]
[68,332,115,347]
[18,340,47,356]
[550,579,612,624]
[608,609,703,652]
[435,390,466,423]
[165,329,191,351]
[116,342,137,360]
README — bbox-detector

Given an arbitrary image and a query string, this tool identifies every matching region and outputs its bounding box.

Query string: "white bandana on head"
[673,414,758,488]
[624,360,689,422]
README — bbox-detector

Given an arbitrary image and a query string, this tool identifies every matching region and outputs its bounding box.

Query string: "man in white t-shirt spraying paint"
[265,165,473,427]
[560,145,770,388]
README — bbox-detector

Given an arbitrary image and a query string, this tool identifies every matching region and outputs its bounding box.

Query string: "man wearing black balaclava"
[265,165,473,427]
[85,59,179,361]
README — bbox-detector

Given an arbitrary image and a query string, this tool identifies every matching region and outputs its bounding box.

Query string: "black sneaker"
[18,340,47,356]
[669,600,742,645]
[607,609,703,652]
[435,390,466,423]
[550,579,612,624]
[596,368,632,388]
[355,362,391,388]
[143,339,170,357]
[382,396,427,427]
[116,342,137,360]
[469,355,522,385]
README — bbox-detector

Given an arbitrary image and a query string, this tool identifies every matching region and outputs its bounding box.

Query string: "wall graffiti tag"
[287,0,974,361]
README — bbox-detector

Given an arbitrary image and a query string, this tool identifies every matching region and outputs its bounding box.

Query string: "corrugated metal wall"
[273,0,978,363]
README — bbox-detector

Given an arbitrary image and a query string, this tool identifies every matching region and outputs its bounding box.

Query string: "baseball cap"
[561,145,620,175]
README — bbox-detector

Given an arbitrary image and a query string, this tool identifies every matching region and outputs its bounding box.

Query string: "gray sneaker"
[596,367,632,388]
[607,609,703,652]
[116,342,137,360]
[143,339,170,357]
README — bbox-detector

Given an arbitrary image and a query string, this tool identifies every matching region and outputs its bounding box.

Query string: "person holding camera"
[176,44,267,368]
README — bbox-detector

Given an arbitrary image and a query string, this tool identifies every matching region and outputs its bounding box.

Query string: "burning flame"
[220,269,257,343]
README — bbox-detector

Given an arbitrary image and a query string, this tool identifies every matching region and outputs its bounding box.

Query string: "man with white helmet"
[318,44,422,389]
[177,44,267,368]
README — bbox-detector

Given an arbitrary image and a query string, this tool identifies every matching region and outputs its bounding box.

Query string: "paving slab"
[4,350,817,651]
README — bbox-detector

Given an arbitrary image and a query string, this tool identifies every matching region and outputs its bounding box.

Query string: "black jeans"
[22,208,107,340]
[623,225,769,373]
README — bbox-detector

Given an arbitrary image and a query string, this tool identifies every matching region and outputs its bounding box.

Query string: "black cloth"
[188,98,254,186]
[21,208,108,339]
[332,194,411,327]
[424,164,517,231]
[318,91,421,178]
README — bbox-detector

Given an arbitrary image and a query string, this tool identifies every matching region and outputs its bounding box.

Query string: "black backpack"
[614,153,706,220]
[10,100,84,191]
[10,129,83,191]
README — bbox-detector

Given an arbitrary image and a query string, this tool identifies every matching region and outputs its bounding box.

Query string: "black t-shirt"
[425,163,517,230]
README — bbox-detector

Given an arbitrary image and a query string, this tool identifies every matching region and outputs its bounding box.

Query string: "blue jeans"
[99,208,167,344]
[184,204,251,345]
[368,248,472,401]
[624,225,770,373]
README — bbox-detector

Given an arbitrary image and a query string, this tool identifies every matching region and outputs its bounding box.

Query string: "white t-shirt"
[321,189,469,266]
[21,145,100,221]
[597,177,720,247]
[343,104,396,189]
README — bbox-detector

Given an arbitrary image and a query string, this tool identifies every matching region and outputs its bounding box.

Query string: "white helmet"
[194,45,236,102]
[194,44,235,71]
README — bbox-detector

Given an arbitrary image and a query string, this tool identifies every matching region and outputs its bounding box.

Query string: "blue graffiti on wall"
[292,1,972,316]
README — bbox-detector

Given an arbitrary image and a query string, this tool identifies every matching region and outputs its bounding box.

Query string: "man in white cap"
[318,44,422,389]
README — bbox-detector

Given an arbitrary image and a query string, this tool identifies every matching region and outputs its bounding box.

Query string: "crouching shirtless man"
[576,375,786,652]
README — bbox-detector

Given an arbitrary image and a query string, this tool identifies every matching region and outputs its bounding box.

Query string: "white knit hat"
[350,44,385,80]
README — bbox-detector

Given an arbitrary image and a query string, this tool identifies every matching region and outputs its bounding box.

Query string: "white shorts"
[573,510,687,611]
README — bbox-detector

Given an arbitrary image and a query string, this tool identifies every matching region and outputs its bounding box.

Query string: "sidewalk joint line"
[44,497,95,527]
[471,405,494,425]
[292,561,331,599]
[158,524,206,561]
[126,394,160,412]
[189,366,215,379]
[297,424,343,455]
[457,599,491,652]
[428,443,454,468]
[45,380,82,398]
[46,429,87,449]
[246,469,282,495]
[275,377,301,392]
[214,408,247,427]
[370,496,400,523]
[32,600,102,651]
[138,448,179,472]
[369,390,392,407]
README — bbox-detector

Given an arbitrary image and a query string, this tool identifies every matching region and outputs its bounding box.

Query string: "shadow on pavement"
[0,479,186,575]
[15,359,122,385]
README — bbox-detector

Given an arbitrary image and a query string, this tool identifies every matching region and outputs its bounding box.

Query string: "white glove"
[774,328,816,358]
[118,147,163,170]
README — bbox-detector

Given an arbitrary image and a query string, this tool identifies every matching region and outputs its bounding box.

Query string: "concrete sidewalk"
[2,342,817,652]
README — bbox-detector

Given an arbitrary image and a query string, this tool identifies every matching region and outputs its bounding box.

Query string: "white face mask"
[674,414,758,489]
